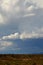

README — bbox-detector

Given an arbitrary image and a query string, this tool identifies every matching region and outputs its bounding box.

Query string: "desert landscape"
[0,54,43,65]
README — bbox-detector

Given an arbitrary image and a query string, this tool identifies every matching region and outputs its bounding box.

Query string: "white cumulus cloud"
[1,28,43,40]
[0,41,12,50]
[0,0,43,38]
[2,33,19,40]
[0,14,4,24]
[0,0,39,25]
[32,0,43,8]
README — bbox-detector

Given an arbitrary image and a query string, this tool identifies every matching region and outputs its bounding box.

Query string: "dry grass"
[0,54,43,65]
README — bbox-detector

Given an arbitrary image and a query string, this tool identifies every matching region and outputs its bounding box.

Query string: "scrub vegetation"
[0,54,43,65]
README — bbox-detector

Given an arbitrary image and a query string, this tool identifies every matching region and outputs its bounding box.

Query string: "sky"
[0,0,43,54]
